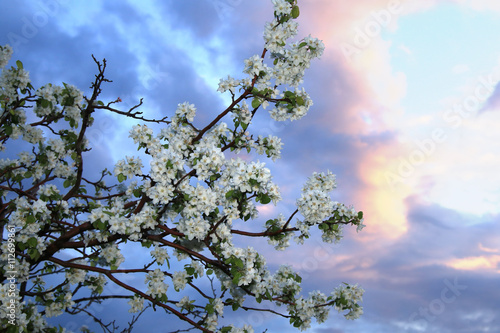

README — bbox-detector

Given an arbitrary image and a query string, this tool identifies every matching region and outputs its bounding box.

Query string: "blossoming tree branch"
[0,0,365,332]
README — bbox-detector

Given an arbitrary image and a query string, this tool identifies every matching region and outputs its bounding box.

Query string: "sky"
[1,0,500,332]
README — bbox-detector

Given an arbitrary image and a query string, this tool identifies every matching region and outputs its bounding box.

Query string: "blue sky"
[1,0,500,332]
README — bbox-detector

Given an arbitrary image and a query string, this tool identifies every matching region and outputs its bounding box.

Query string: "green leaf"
[296,96,305,106]
[298,41,308,49]
[95,285,104,294]
[16,60,23,69]
[62,96,75,106]
[26,215,35,224]
[27,237,38,248]
[206,269,213,275]
[185,266,195,276]
[251,98,261,109]
[258,193,271,204]
[29,249,40,260]
[232,272,242,285]
[291,5,300,18]
[225,190,235,200]
[241,122,248,131]
[142,240,152,248]
[93,220,106,231]
[4,125,12,136]
[97,100,104,106]
[232,257,244,269]
[117,173,126,183]
[358,211,363,219]
[41,99,50,108]
[63,179,71,188]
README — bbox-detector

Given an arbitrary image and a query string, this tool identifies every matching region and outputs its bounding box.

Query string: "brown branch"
[93,99,170,124]
[63,56,109,201]
[37,222,94,262]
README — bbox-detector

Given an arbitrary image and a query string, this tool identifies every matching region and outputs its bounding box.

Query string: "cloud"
[480,81,500,112]
[447,255,500,272]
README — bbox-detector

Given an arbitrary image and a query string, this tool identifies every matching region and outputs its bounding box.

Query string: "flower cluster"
[272,0,293,16]
[44,290,75,318]
[0,61,30,103]
[255,134,283,161]
[65,265,87,285]
[151,246,170,265]
[231,101,252,125]
[219,158,280,204]
[331,283,365,319]
[172,270,189,291]
[189,138,225,181]
[114,156,144,179]
[218,75,240,94]
[34,83,84,124]
[86,274,107,294]
[100,244,125,268]
[0,45,13,69]
[145,269,168,299]
[287,291,329,330]
[128,295,145,313]
[266,213,293,250]
[297,172,336,224]
[172,102,197,125]
[294,171,364,244]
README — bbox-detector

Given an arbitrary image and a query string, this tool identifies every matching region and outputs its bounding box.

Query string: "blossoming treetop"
[0,0,365,332]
